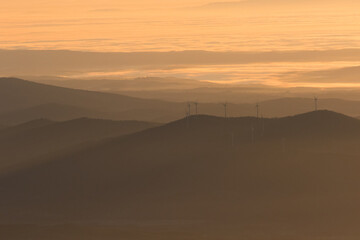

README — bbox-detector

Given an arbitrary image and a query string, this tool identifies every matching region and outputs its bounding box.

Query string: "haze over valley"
[2,0,360,239]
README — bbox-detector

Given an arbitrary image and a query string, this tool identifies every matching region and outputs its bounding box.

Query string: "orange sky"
[2,0,360,88]
[2,0,360,52]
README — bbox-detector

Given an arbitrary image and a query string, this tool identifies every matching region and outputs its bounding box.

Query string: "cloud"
[198,1,249,8]
[189,0,360,12]
[1,49,360,88]
[88,8,124,13]
[282,66,360,84]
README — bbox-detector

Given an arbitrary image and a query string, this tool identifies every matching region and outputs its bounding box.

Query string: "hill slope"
[259,97,360,117]
[0,77,182,123]
[0,104,110,125]
[1,111,360,239]
[0,118,159,174]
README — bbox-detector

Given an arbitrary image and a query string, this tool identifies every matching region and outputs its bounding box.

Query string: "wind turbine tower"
[256,103,260,118]
[222,102,228,118]
[187,102,192,116]
[193,102,199,115]
[314,97,318,111]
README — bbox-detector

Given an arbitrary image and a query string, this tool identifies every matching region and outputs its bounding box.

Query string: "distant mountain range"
[31,75,360,103]
[31,77,216,91]
[0,77,184,123]
[3,78,360,125]
[1,110,360,239]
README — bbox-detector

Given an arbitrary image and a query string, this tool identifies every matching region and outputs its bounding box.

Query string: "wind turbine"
[192,102,199,115]
[187,102,192,116]
[256,103,260,118]
[314,97,318,111]
[222,102,228,118]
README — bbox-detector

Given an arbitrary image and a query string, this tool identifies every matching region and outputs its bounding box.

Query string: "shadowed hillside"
[0,77,183,123]
[0,118,159,174]
[259,98,360,119]
[0,104,108,125]
[1,111,360,239]
[0,118,55,137]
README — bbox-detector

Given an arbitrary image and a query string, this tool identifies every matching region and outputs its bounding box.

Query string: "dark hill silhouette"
[259,97,360,117]
[33,76,360,104]
[33,77,215,91]
[133,110,360,145]
[0,118,55,137]
[3,78,360,125]
[0,118,159,174]
[11,118,55,129]
[0,77,151,113]
[1,111,360,239]
[0,77,183,123]
[0,103,116,125]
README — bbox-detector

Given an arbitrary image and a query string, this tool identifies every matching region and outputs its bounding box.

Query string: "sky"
[2,0,360,52]
[1,0,360,87]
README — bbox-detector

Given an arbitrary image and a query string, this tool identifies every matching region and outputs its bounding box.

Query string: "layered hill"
[1,111,360,239]
[259,97,360,119]
[0,118,159,174]
[32,77,215,91]
[0,104,110,125]
[3,78,360,125]
[0,77,183,123]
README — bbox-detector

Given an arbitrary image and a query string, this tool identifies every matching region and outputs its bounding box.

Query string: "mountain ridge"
[0,117,159,175]
[1,110,360,239]
[3,77,360,125]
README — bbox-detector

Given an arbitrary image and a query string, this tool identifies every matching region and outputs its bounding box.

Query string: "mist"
[2,0,360,239]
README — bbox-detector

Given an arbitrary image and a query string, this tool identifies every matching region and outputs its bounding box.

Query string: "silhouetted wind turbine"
[187,102,192,116]
[222,102,228,118]
[192,102,199,115]
[256,103,260,118]
[314,97,318,111]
